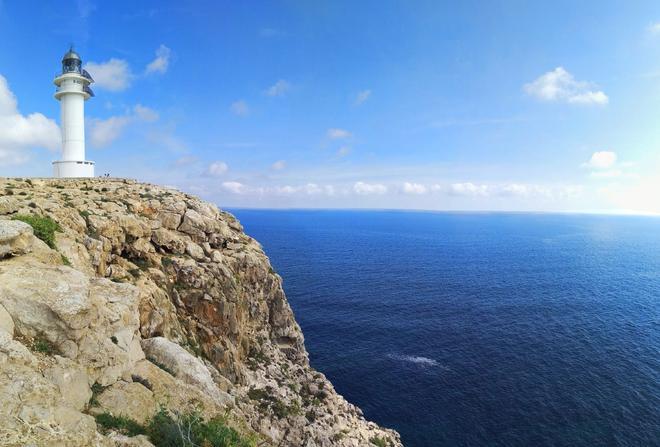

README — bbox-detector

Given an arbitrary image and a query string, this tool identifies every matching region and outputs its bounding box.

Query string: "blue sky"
[0,0,659,213]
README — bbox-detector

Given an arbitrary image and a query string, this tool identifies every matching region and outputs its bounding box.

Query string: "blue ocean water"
[230,210,660,446]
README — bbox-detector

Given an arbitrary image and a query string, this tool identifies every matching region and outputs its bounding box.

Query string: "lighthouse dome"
[61,47,82,74]
[62,48,81,62]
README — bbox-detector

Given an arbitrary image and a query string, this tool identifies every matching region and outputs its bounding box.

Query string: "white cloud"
[0,75,60,166]
[89,115,131,148]
[271,160,286,170]
[524,67,608,105]
[499,183,549,198]
[206,161,229,176]
[173,155,197,166]
[145,45,171,75]
[583,151,617,169]
[402,182,427,194]
[133,104,159,122]
[353,181,387,195]
[84,59,132,91]
[337,146,351,157]
[265,79,290,97]
[222,181,245,194]
[449,182,490,197]
[568,91,609,105]
[230,100,249,116]
[89,104,159,148]
[327,128,351,139]
[354,89,371,106]
[590,169,622,179]
[273,183,325,195]
[648,22,660,35]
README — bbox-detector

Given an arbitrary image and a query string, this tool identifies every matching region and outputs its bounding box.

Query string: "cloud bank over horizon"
[0,2,658,215]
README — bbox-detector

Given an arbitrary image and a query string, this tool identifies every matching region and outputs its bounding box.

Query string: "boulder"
[95,381,157,424]
[141,337,232,406]
[0,197,19,215]
[0,260,144,385]
[151,228,187,254]
[45,361,92,411]
[0,219,34,258]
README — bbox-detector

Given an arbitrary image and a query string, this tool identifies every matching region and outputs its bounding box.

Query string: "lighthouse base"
[53,160,95,178]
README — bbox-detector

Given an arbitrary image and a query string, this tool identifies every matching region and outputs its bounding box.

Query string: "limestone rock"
[94,381,157,424]
[0,303,14,336]
[45,360,92,410]
[141,337,233,406]
[0,219,34,258]
[0,177,402,447]
[0,196,19,215]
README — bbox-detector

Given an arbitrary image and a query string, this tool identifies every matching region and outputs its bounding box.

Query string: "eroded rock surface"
[0,177,401,447]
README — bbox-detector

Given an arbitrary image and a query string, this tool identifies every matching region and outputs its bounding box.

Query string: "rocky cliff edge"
[0,177,401,447]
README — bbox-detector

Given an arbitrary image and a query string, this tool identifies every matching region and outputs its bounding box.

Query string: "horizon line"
[222,206,660,218]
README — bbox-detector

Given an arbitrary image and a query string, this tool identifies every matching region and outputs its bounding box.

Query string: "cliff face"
[0,177,401,447]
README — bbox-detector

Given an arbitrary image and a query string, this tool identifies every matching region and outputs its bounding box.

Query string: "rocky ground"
[0,177,401,447]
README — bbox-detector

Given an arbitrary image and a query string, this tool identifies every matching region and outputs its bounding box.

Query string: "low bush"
[370,436,389,447]
[95,409,256,447]
[95,413,147,437]
[11,214,61,249]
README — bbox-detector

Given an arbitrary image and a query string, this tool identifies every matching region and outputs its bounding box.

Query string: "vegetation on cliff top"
[11,214,61,249]
[95,409,256,447]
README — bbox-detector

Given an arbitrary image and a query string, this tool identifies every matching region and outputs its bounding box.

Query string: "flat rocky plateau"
[0,177,401,447]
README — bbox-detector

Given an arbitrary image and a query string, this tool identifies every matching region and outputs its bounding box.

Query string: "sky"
[0,0,659,213]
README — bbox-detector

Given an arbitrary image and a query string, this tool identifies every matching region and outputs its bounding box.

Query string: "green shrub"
[32,337,58,355]
[146,409,256,447]
[370,437,389,447]
[94,409,255,447]
[149,358,175,376]
[95,413,147,437]
[60,254,72,266]
[89,382,107,407]
[11,214,61,249]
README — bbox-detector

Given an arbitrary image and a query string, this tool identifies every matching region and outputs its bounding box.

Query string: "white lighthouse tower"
[53,47,95,178]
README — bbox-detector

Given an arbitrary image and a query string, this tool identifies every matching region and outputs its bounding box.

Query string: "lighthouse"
[53,47,95,178]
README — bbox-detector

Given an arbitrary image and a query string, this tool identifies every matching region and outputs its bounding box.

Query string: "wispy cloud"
[402,182,427,194]
[647,22,660,35]
[89,115,131,148]
[354,181,387,195]
[524,67,608,105]
[173,155,198,167]
[337,146,351,157]
[583,151,617,170]
[205,161,229,177]
[271,160,286,170]
[89,104,159,148]
[145,45,171,75]
[222,181,245,194]
[327,128,351,139]
[84,58,132,91]
[230,100,249,116]
[354,89,371,106]
[265,79,291,97]
[582,151,636,180]
[133,104,159,122]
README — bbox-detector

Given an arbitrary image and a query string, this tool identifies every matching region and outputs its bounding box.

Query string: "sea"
[230,210,660,447]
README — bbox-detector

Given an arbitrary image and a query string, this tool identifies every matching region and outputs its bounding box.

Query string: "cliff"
[0,177,401,447]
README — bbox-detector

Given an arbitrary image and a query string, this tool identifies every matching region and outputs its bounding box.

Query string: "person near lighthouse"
[52,47,96,178]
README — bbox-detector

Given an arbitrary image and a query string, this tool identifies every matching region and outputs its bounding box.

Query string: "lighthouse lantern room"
[53,47,95,178]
